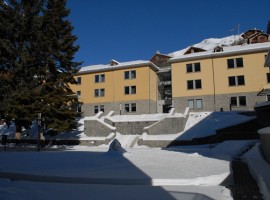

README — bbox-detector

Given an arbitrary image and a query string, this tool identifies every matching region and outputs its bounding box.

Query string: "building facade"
[70,60,158,116]
[70,30,270,116]
[170,42,270,112]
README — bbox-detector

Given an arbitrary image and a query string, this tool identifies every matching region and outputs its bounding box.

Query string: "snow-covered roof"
[168,35,242,57]
[79,60,159,74]
[169,42,270,63]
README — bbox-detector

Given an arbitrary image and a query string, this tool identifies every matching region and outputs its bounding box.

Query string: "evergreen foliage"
[267,20,270,34]
[0,0,81,133]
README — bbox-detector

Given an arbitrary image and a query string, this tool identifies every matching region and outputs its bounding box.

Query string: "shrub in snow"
[108,139,127,153]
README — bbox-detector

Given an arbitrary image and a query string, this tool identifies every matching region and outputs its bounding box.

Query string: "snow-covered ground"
[0,111,269,200]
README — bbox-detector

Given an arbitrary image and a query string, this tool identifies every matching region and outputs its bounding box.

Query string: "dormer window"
[108,59,119,66]
[213,46,224,52]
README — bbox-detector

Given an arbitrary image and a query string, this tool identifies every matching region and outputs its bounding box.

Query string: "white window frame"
[76,91,81,98]
[227,58,243,68]
[125,103,136,112]
[76,77,81,85]
[188,99,203,109]
[124,86,136,95]
[94,88,105,97]
[228,75,245,86]
[94,105,104,114]
[187,79,202,90]
[230,96,247,107]
[186,62,201,73]
[124,70,136,80]
[95,74,105,83]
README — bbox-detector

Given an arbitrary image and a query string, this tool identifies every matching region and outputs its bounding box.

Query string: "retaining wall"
[84,117,116,137]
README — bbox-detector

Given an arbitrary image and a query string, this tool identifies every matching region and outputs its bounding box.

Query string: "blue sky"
[67,0,270,67]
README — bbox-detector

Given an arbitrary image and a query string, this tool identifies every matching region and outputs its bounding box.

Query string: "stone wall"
[173,92,266,112]
[84,118,116,137]
[144,116,187,135]
[173,95,215,112]
[105,118,157,135]
[82,100,157,116]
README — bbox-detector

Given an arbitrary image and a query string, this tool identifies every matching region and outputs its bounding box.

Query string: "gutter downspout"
[149,67,151,114]
[211,58,216,111]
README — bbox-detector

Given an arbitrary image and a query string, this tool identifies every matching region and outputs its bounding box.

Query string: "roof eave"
[77,61,159,75]
[169,44,270,63]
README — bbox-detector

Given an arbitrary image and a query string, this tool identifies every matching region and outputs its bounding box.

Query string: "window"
[76,91,81,98]
[227,58,243,68]
[76,77,81,85]
[125,103,136,112]
[188,100,194,109]
[124,70,136,79]
[188,99,203,109]
[95,74,105,83]
[186,63,201,73]
[124,86,136,94]
[77,105,82,113]
[230,96,246,107]
[267,73,270,83]
[228,75,245,86]
[187,79,202,90]
[94,105,104,114]
[94,88,105,97]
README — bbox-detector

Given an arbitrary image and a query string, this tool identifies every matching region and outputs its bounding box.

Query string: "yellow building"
[70,60,159,116]
[170,42,270,112]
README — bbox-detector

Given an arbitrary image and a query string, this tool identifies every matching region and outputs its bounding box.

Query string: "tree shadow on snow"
[0,142,215,200]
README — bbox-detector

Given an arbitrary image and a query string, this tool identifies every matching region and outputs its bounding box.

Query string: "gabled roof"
[78,60,159,74]
[241,29,264,39]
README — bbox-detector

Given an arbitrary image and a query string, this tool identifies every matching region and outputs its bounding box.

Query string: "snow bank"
[243,143,270,200]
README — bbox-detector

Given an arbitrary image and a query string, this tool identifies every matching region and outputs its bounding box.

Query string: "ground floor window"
[77,105,82,113]
[230,96,246,107]
[125,103,136,112]
[94,105,104,114]
[188,99,203,109]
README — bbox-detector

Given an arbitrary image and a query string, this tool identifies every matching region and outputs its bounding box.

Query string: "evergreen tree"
[0,0,81,134]
[267,20,270,34]
[37,0,82,132]
[0,0,45,131]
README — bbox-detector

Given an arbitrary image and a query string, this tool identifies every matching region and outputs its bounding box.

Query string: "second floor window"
[267,73,270,83]
[187,79,202,90]
[124,70,136,79]
[94,88,105,97]
[228,75,245,86]
[186,63,201,73]
[125,86,136,95]
[76,77,81,85]
[95,74,105,83]
[227,58,243,68]
[76,91,81,98]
